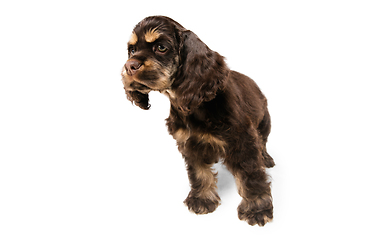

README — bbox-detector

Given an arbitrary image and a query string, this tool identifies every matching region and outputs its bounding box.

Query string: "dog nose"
[125,60,142,76]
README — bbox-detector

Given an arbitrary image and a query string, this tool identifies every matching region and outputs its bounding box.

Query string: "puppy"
[121,16,275,226]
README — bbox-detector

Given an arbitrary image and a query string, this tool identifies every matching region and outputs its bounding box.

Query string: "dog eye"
[130,49,135,55]
[157,45,168,53]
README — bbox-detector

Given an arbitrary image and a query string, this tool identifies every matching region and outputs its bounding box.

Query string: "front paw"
[184,192,220,215]
[238,195,273,226]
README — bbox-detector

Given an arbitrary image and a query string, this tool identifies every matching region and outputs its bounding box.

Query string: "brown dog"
[122,16,274,226]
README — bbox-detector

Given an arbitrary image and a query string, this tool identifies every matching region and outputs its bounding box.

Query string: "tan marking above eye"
[128,32,138,45]
[145,28,161,43]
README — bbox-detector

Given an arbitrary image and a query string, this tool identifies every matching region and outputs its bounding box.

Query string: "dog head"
[122,16,229,112]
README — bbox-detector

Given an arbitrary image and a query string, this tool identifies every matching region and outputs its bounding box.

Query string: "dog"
[121,16,275,226]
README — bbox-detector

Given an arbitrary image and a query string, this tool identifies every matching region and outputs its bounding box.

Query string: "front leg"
[235,170,273,226]
[225,131,273,226]
[184,160,221,214]
[181,134,222,215]
[166,110,221,214]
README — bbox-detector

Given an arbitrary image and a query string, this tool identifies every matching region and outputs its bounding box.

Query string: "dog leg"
[258,110,275,168]
[262,150,275,168]
[235,170,273,226]
[225,132,273,226]
[183,162,221,214]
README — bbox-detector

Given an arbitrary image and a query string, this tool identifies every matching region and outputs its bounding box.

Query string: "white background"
[1,0,383,239]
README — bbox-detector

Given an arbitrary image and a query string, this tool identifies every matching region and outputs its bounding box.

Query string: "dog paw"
[262,151,275,168]
[184,193,220,215]
[237,195,273,226]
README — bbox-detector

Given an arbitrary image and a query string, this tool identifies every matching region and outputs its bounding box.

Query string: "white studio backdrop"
[1,0,383,239]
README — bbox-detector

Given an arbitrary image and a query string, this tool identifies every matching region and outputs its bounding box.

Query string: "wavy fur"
[121,16,275,226]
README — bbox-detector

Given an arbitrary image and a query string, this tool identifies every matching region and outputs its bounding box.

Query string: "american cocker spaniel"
[121,16,275,226]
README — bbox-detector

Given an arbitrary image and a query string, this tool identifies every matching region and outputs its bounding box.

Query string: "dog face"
[122,16,229,112]
[122,17,182,97]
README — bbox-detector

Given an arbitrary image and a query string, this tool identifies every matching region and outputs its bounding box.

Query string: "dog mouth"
[130,81,152,93]
[122,66,171,94]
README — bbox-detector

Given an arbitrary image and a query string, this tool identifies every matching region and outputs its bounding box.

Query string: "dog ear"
[125,89,151,110]
[174,31,229,115]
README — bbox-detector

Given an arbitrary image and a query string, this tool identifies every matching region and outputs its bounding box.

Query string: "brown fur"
[121,16,275,226]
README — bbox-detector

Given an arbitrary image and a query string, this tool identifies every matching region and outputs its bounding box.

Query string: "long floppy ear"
[125,89,151,110]
[174,30,229,114]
